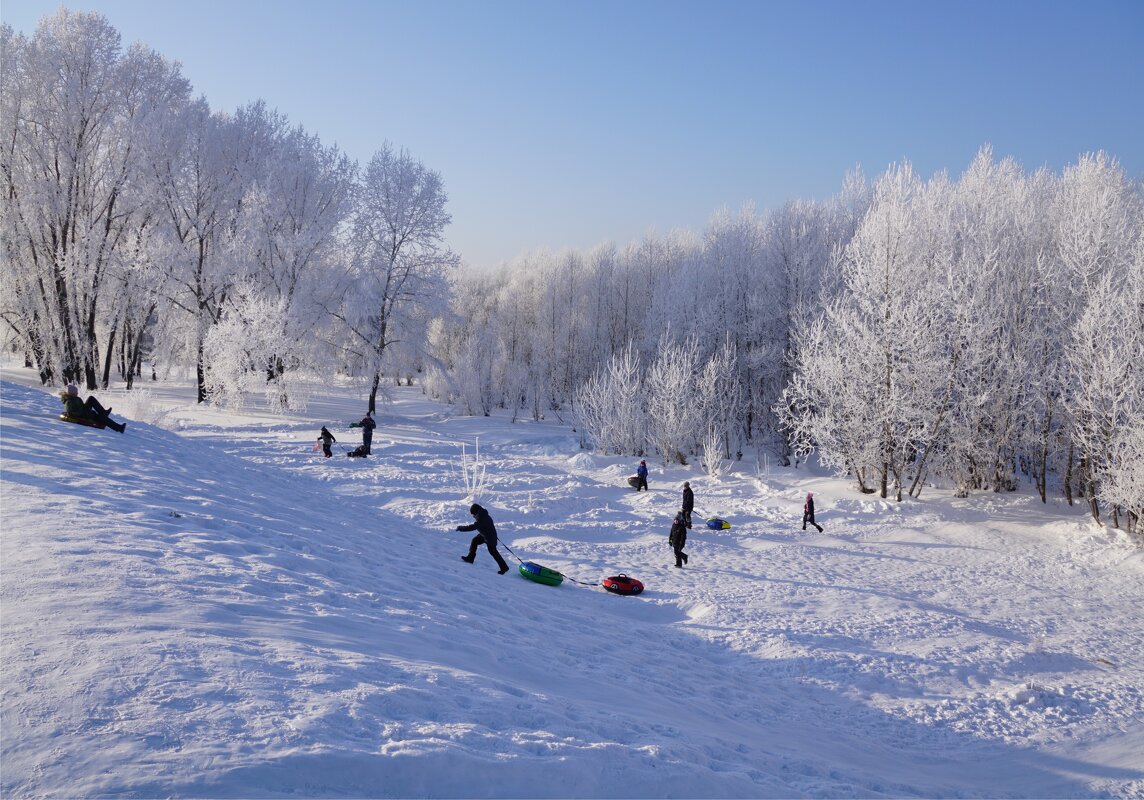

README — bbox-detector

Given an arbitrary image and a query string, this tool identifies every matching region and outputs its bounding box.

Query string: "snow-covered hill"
[2,371,1142,798]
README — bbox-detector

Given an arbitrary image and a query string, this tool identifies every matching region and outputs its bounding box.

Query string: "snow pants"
[467,533,509,572]
[671,532,688,567]
[85,396,124,433]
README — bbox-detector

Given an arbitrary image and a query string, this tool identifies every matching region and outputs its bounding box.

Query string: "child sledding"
[59,384,125,434]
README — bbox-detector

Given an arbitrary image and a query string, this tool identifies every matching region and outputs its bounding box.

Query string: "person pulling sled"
[318,426,336,458]
[359,410,376,455]
[635,460,649,491]
[456,503,510,574]
[347,410,376,457]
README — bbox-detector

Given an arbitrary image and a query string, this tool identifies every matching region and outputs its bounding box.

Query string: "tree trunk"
[368,371,380,415]
[101,322,118,389]
[197,341,207,404]
[1064,443,1075,506]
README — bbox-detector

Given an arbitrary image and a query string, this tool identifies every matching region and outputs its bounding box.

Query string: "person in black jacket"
[318,426,336,458]
[802,492,824,532]
[359,411,376,455]
[681,481,694,529]
[457,503,510,574]
[669,511,689,568]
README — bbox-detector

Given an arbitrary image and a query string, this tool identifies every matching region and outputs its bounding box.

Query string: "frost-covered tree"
[203,105,355,407]
[1054,152,1142,511]
[699,208,771,451]
[697,335,745,466]
[575,342,645,456]
[781,163,945,499]
[201,289,313,410]
[340,143,458,413]
[645,333,701,464]
[934,149,1048,495]
[1067,267,1144,525]
[0,10,189,388]
[1100,235,1144,534]
[149,99,249,402]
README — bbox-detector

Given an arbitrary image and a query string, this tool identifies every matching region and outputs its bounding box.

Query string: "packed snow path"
[2,373,1142,797]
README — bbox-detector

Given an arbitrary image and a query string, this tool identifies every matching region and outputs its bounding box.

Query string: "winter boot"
[498,565,510,575]
[682,553,688,564]
[461,555,475,564]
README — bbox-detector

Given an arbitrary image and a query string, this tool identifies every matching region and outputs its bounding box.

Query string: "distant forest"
[2,9,1140,533]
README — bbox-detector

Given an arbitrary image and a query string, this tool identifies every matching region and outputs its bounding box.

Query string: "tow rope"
[499,541,599,587]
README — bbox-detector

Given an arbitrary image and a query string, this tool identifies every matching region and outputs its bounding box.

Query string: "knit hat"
[66,383,78,396]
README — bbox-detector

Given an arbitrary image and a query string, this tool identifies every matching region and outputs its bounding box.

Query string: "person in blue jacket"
[457,503,510,574]
[635,459,649,491]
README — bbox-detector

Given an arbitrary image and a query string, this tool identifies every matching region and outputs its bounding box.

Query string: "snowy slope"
[2,372,1143,798]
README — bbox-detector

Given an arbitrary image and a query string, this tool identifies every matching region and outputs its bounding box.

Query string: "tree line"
[427,154,1141,534]
[3,9,1140,535]
[1,9,456,413]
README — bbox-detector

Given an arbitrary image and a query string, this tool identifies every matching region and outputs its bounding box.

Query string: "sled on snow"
[518,561,564,586]
[627,475,641,489]
[602,574,644,596]
[706,517,731,530]
[59,413,106,429]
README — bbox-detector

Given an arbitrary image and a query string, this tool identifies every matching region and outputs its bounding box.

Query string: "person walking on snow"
[318,426,336,458]
[681,481,694,528]
[635,460,649,491]
[359,411,376,455]
[802,492,824,532]
[457,503,510,574]
[669,511,689,567]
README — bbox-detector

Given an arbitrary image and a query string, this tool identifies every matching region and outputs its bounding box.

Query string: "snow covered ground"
[2,366,1143,798]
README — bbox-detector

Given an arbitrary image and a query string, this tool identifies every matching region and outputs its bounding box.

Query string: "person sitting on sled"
[60,383,125,433]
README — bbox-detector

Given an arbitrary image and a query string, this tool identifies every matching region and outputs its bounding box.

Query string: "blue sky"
[4,0,1143,269]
